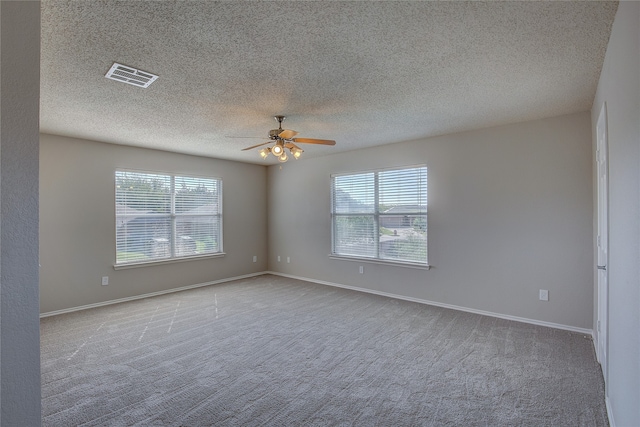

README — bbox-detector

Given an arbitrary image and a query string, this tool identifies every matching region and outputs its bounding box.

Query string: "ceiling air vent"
[105,63,158,88]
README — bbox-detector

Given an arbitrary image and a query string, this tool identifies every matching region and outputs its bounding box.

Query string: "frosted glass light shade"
[291,147,303,159]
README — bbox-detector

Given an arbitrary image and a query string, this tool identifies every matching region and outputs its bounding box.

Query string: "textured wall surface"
[591,1,640,425]
[0,1,41,425]
[268,112,593,330]
[39,134,268,314]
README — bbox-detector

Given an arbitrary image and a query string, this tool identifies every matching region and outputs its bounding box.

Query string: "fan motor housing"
[268,129,281,139]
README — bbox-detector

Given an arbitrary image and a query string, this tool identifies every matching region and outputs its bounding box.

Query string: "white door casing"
[596,102,609,386]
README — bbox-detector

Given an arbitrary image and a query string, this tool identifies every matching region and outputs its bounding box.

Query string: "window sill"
[113,252,226,270]
[328,254,430,270]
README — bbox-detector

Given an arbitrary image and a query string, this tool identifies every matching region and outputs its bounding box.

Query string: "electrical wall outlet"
[277,255,281,262]
[359,266,364,274]
[287,256,290,263]
[101,276,109,286]
[253,255,257,263]
[539,289,549,301]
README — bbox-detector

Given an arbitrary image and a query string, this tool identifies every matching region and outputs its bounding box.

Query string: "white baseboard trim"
[42,270,594,337]
[267,271,594,335]
[605,397,615,427]
[40,271,268,318]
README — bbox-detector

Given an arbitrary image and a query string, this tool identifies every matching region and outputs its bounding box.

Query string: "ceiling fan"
[239,115,336,162]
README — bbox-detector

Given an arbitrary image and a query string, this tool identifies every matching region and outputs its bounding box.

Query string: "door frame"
[595,102,609,387]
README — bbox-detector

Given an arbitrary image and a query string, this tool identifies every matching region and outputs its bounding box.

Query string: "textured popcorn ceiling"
[40,1,617,164]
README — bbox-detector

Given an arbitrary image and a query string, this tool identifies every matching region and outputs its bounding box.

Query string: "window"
[331,166,427,266]
[115,170,222,265]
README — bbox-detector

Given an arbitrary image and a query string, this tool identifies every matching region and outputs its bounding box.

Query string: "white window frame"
[330,165,428,269]
[114,169,224,269]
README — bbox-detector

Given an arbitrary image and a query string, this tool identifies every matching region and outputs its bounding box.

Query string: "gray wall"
[591,1,640,425]
[0,1,41,425]
[268,112,593,330]
[39,134,268,314]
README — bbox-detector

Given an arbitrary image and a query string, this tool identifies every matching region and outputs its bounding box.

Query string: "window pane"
[378,168,428,264]
[379,214,427,263]
[176,215,221,256]
[379,167,427,213]
[116,171,171,214]
[116,215,171,263]
[116,171,172,264]
[333,215,376,258]
[333,173,375,213]
[175,176,219,214]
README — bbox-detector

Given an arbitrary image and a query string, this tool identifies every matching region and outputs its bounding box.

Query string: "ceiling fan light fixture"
[259,147,270,159]
[238,116,335,162]
[272,142,284,156]
[291,147,303,159]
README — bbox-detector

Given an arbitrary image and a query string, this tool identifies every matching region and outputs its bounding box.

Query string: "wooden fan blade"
[278,129,299,139]
[284,142,303,151]
[241,141,271,151]
[292,138,336,146]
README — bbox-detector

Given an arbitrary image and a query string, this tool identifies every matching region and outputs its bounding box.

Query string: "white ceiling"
[40,1,618,165]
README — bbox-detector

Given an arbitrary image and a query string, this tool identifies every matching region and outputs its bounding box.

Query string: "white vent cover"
[105,63,158,88]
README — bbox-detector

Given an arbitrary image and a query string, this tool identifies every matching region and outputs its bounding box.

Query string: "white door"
[596,102,609,384]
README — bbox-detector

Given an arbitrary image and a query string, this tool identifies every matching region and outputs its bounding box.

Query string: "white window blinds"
[116,171,222,265]
[331,166,427,265]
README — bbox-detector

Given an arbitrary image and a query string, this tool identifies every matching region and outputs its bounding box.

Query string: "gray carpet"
[41,275,608,426]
